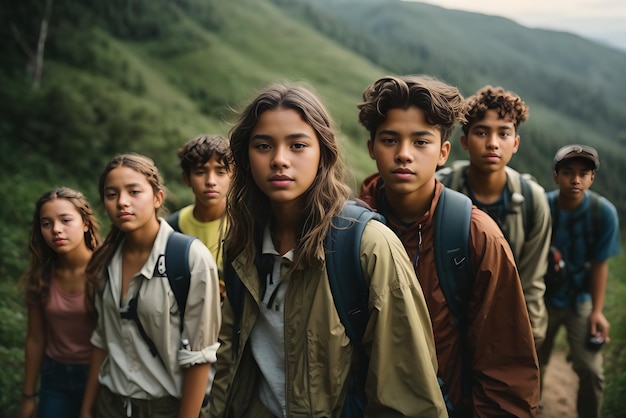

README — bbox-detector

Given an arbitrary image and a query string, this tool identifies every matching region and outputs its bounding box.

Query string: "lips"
[269,174,294,187]
[118,212,133,220]
[392,168,414,174]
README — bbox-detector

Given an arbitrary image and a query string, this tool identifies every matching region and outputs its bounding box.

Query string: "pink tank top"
[44,279,94,364]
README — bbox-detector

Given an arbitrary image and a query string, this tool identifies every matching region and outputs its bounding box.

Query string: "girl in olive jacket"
[208,83,447,417]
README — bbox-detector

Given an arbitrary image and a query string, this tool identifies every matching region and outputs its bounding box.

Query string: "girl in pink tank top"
[19,187,100,418]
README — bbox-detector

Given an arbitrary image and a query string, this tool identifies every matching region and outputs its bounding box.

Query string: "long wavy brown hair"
[86,154,166,291]
[19,187,100,313]
[226,82,352,270]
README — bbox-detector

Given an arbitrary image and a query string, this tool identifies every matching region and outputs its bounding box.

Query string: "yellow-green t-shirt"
[177,205,227,278]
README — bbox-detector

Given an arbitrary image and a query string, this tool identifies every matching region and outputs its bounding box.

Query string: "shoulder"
[435,160,469,188]
[469,207,507,248]
[360,219,406,256]
[593,192,619,223]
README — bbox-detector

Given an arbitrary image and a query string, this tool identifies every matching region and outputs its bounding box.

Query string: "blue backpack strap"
[165,231,196,336]
[434,187,473,328]
[167,211,182,232]
[325,200,385,347]
[324,200,384,418]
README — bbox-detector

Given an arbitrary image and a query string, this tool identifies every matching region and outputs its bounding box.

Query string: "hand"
[18,397,36,418]
[589,310,611,343]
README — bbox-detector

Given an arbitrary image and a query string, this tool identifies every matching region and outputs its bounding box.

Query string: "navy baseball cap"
[553,144,599,171]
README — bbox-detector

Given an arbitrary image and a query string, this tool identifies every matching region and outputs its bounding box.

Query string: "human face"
[553,159,595,202]
[249,108,321,208]
[40,198,88,255]
[461,109,520,174]
[184,155,231,210]
[367,106,449,198]
[103,166,163,233]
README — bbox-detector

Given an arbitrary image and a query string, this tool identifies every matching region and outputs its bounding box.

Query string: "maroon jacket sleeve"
[466,209,540,417]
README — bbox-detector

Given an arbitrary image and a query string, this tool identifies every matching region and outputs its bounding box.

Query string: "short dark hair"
[358,75,465,142]
[177,134,232,176]
[462,85,529,135]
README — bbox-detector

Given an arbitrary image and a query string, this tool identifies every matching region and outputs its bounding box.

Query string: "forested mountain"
[2,0,626,276]
[2,0,626,414]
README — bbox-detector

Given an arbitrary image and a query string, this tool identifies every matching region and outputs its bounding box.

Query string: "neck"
[466,166,507,204]
[193,200,226,222]
[384,178,435,224]
[270,202,302,255]
[56,245,93,271]
[558,191,585,211]
[124,217,161,254]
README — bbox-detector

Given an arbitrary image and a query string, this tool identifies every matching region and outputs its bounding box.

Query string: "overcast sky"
[404,0,626,51]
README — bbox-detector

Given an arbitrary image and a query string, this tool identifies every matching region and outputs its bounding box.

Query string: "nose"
[52,220,63,234]
[205,172,217,186]
[117,191,130,208]
[486,133,499,150]
[271,146,289,168]
[395,140,413,163]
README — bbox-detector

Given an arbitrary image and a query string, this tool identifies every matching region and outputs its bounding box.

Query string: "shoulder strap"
[165,231,196,335]
[324,200,385,347]
[588,191,602,239]
[519,174,535,234]
[167,211,182,232]
[434,188,473,328]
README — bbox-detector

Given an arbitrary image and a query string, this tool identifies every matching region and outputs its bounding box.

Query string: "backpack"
[120,231,197,360]
[224,194,472,416]
[545,191,603,294]
[438,163,537,238]
[167,210,182,232]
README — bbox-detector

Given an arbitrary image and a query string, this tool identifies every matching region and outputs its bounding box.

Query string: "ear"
[182,172,191,187]
[367,139,375,159]
[552,171,559,184]
[154,190,165,209]
[438,140,451,167]
[460,134,469,151]
[513,134,520,154]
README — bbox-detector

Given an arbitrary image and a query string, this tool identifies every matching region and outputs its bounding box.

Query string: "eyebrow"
[250,132,315,141]
[377,129,436,137]
[471,123,514,131]
[104,183,143,190]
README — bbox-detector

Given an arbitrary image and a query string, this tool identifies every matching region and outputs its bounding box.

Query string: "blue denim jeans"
[37,356,88,418]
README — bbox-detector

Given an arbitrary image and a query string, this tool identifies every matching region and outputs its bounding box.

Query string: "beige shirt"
[91,219,221,399]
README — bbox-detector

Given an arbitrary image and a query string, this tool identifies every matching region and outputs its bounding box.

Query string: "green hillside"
[1,0,626,414]
[276,0,626,199]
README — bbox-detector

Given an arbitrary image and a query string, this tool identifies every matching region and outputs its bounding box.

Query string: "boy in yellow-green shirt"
[169,134,232,300]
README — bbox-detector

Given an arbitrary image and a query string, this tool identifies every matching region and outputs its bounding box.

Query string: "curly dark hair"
[357,75,466,143]
[177,134,232,176]
[461,85,529,135]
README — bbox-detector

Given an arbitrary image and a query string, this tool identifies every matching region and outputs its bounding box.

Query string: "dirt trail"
[538,350,578,418]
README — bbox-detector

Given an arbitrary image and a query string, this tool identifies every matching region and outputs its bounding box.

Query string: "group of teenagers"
[19,74,620,418]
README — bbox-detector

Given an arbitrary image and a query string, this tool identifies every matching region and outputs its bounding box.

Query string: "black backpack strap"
[434,188,473,328]
[167,211,182,232]
[119,279,161,358]
[165,231,196,337]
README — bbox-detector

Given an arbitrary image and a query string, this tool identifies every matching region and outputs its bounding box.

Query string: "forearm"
[79,347,106,418]
[589,261,608,314]
[178,363,210,418]
[23,337,44,396]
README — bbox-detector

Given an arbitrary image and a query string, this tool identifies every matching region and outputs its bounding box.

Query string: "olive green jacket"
[208,221,447,417]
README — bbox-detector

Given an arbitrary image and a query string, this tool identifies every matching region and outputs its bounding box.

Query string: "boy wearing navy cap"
[539,144,620,418]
